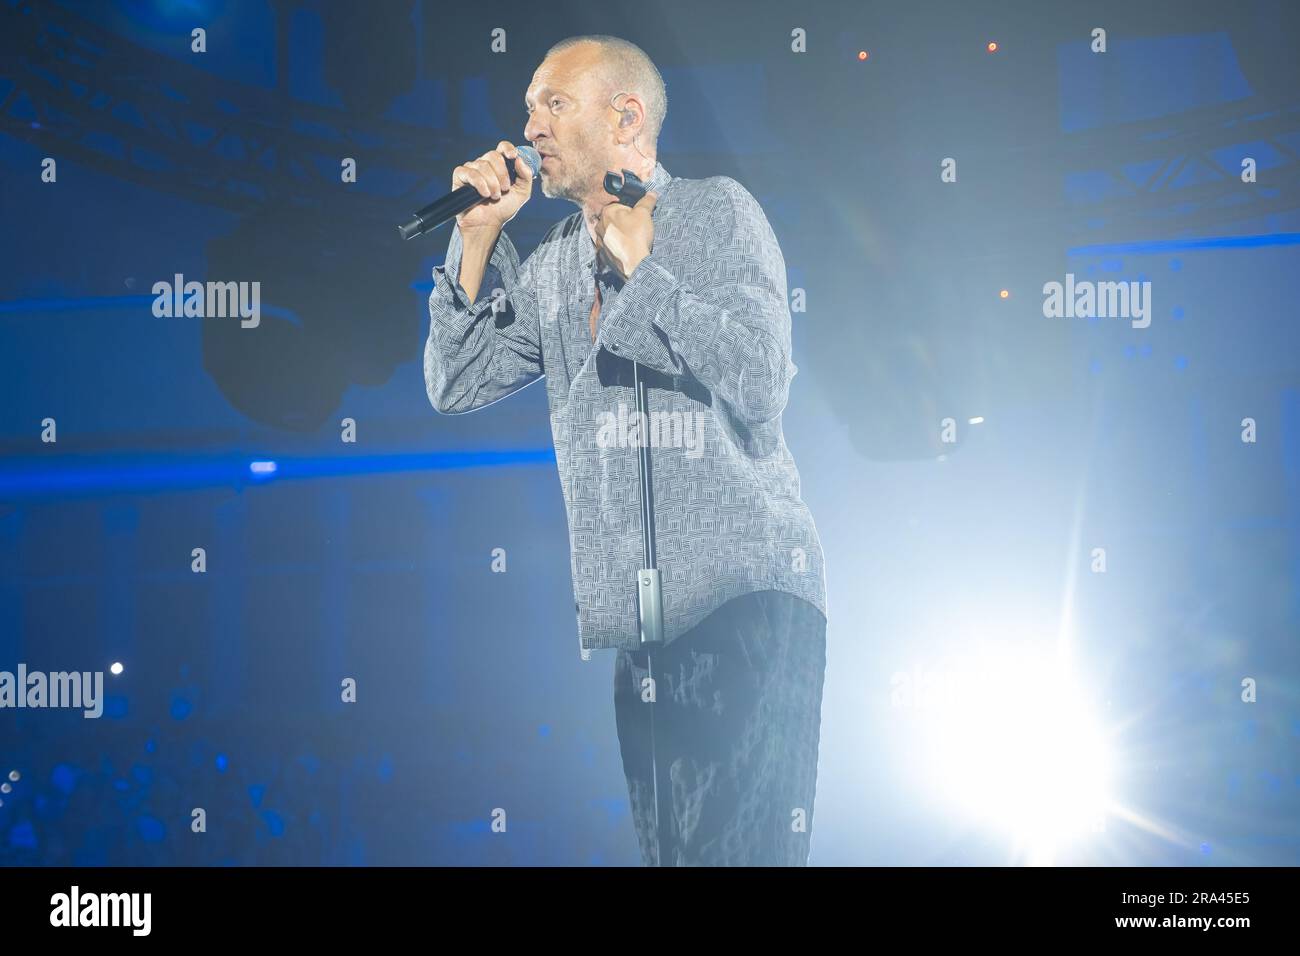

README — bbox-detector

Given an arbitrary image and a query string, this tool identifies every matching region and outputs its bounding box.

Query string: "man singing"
[424,35,828,866]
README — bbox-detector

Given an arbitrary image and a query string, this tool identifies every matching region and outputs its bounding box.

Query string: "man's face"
[524,46,617,204]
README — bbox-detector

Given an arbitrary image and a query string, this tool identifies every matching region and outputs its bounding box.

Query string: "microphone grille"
[516,145,542,177]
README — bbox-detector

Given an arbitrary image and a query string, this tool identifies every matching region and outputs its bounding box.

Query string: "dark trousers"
[613,589,827,866]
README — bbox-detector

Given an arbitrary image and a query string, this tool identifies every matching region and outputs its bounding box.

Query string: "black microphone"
[398,146,542,240]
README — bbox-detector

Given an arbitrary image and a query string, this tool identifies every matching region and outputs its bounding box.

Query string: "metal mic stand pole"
[598,165,669,868]
[632,359,669,867]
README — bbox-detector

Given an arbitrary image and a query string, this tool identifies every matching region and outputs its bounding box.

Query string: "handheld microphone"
[398,146,542,241]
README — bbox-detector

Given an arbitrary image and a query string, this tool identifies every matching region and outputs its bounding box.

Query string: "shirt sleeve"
[424,221,545,414]
[594,178,796,427]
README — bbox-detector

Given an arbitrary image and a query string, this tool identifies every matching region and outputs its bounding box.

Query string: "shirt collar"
[643,160,672,196]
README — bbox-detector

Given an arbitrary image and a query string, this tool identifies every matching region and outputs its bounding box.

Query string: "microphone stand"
[603,167,670,867]
[632,359,670,868]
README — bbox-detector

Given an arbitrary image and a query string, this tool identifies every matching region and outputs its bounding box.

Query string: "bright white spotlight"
[915,640,1113,864]
[110,662,124,676]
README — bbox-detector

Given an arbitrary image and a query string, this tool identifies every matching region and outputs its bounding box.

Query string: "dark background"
[1,0,1297,864]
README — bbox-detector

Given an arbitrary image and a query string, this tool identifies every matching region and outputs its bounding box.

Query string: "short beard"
[542,154,599,204]
[543,173,584,203]
[540,173,568,201]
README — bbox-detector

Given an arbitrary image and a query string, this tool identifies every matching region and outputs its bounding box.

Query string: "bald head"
[523,36,667,213]
[544,35,667,150]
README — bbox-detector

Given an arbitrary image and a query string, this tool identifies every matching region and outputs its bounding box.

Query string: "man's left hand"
[594,191,657,281]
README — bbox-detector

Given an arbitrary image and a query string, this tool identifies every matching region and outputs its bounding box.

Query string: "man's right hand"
[453,141,535,233]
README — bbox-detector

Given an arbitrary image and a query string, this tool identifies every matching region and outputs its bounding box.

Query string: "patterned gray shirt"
[425,160,826,654]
